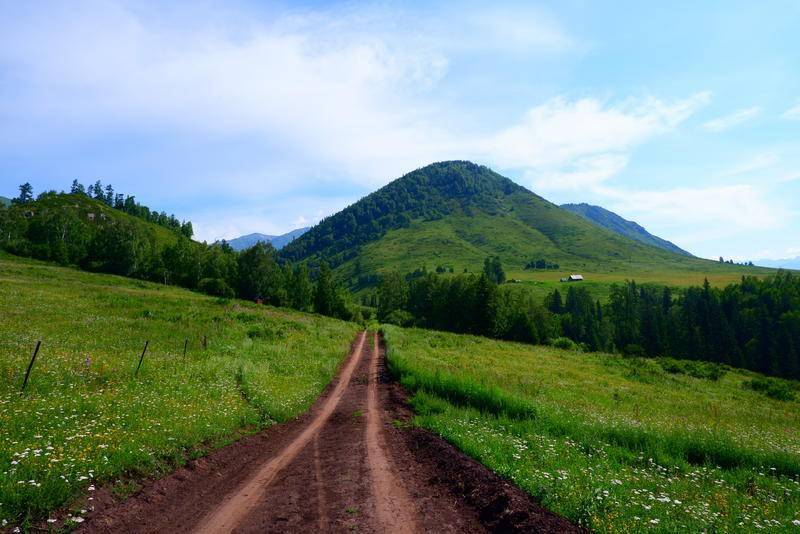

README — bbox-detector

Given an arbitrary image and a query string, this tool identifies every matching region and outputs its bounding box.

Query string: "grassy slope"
[341,211,771,300]
[0,253,358,526]
[383,325,800,532]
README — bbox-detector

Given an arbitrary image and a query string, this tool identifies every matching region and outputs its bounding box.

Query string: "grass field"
[383,325,800,532]
[0,253,358,528]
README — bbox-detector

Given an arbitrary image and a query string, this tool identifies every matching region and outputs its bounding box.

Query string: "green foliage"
[550,336,581,351]
[382,325,800,532]
[658,358,727,381]
[482,255,505,284]
[744,376,797,401]
[377,270,408,321]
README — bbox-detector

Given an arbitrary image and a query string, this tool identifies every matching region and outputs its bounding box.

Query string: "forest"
[374,263,800,381]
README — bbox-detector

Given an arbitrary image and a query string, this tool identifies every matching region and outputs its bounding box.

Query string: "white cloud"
[482,93,710,190]
[717,152,779,178]
[784,104,800,120]
[599,183,785,243]
[701,106,761,132]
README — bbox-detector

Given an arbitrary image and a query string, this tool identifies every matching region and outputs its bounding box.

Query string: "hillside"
[560,202,692,256]
[281,161,769,290]
[0,252,356,526]
[0,192,191,277]
[225,227,309,251]
[384,325,800,532]
[0,196,10,207]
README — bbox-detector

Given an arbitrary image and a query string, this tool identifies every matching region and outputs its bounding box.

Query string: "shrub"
[550,336,581,351]
[744,376,796,401]
[198,277,235,298]
[658,358,727,381]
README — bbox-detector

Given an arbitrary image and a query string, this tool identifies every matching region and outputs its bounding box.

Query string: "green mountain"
[281,161,762,288]
[561,203,692,257]
[0,196,10,207]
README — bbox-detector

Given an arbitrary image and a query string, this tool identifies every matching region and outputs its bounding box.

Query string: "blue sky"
[1,0,799,261]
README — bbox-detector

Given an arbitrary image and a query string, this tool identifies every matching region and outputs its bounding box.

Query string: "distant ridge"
[224,227,310,251]
[0,196,10,207]
[561,203,693,257]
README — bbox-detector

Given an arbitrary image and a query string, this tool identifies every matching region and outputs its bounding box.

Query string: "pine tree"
[104,185,114,206]
[93,181,104,201]
[70,179,86,195]
[15,183,33,204]
[314,262,336,316]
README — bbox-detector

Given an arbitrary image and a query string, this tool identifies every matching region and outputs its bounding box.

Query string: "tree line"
[14,181,193,237]
[0,189,354,322]
[375,260,800,380]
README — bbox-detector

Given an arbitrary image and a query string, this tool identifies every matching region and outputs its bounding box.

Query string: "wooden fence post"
[183,339,188,359]
[135,341,149,377]
[21,340,42,392]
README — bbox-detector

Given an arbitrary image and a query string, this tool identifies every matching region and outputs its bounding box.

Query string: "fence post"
[135,341,149,377]
[21,340,42,392]
[183,339,188,359]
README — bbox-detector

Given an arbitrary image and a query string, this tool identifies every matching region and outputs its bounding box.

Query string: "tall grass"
[383,325,800,531]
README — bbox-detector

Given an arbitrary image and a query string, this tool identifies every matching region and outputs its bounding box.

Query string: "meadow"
[0,253,358,528]
[382,325,800,532]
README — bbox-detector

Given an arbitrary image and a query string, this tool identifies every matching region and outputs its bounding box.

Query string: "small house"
[568,274,584,282]
[87,212,95,221]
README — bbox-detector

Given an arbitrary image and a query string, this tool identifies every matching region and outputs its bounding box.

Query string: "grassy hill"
[561,202,692,257]
[0,253,357,526]
[4,193,182,249]
[281,161,771,295]
[383,325,800,532]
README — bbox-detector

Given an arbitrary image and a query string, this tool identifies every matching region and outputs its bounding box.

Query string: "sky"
[1,0,799,261]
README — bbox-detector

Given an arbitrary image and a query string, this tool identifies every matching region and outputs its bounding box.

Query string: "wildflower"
[793,519,800,526]
[47,519,57,524]
[650,519,660,525]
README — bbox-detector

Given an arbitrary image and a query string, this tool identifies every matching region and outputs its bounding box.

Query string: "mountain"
[752,257,800,270]
[280,161,754,286]
[225,227,310,251]
[0,196,10,207]
[560,203,693,257]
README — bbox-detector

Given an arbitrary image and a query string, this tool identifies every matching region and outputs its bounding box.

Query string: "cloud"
[784,104,800,120]
[599,183,785,243]
[701,106,761,132]
[482,93,710,190]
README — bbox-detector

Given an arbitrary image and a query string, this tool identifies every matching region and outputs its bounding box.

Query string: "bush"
[383,309,415,327]
[550,337,581,351]
[744,376,796,401]
[198,277,235,298]
[658,358,727,381]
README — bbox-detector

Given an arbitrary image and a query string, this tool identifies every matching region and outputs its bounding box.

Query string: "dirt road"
[80,332,579,533]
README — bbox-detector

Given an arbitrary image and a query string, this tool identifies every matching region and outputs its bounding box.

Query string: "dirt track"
[79,331,579,533]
